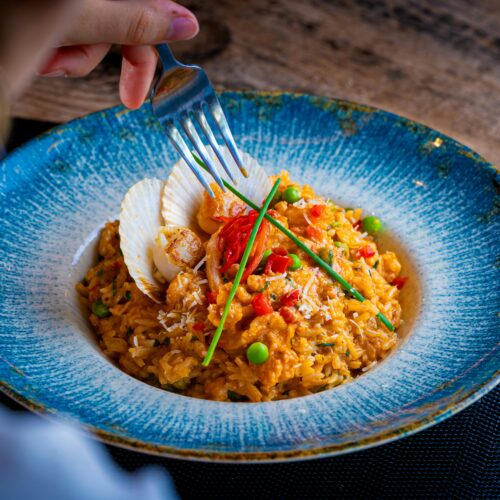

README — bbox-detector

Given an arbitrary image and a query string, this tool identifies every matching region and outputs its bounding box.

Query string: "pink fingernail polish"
[167,17,198,41]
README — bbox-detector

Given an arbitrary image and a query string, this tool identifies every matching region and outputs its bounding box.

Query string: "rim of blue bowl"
[0,90,498,462]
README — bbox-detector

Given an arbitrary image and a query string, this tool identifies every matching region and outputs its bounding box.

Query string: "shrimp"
[197,184,245,234]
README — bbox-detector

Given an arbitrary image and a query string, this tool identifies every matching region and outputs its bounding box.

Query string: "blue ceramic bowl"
[0,92,498,461]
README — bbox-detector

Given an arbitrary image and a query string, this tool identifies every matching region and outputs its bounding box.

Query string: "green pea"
[283,186,301,204]
[91,299,110,318]
[362,215,382,235]
[288,253,302,271]
[318,247,333,266]
[261,249,273,266]
[246,342,269,365]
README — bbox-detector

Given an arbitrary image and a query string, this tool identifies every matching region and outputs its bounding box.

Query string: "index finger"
[61,0,198,46]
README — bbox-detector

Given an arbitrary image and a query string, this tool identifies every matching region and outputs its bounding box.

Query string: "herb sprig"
[202,179,281,366]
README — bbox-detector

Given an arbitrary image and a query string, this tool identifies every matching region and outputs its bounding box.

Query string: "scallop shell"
[161,147,272,229]
[119,178,164,303]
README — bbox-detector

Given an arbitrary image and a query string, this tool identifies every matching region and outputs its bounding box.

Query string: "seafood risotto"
[77,155,405,402]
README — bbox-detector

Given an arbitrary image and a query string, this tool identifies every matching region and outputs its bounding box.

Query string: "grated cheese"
[298,302,313,319]
[193,256,207,273]
[198,279,208,285]
[303,212,313,226]
[192,291,203,305]
[265,273,287,282]
[293,199,307,208]
[303,268,319,297]
[349,319,361,331]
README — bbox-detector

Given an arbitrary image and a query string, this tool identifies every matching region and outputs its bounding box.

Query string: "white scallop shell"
[119,178,164,303]
[161,147,272,230]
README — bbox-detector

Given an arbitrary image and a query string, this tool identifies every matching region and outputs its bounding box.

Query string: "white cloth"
[0,407,177,500]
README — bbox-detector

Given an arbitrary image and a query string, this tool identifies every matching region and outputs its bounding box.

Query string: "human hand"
[37,0,199,109]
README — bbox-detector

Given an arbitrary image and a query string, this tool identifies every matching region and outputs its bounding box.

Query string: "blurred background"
[10,0,500,165]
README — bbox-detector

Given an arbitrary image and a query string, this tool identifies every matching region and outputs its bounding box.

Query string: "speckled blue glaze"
[0,92,498,462]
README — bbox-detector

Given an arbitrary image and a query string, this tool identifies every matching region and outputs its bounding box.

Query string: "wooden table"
[12,0,500,165]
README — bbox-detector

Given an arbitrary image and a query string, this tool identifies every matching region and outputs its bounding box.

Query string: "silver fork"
[151,44,246,197]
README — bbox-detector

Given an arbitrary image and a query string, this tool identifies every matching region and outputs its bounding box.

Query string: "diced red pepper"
[264,253,292,274]
[192,322,205,332]
[272,246,288,256]
[217,210,270,281]
[280,289,300,307]
[251,293,274,316]
[279,306,297,324]
[206,290,217,304]
[356,246,376,259]
[305,226,323,241]
[310,204,326,218]
[353,220,362,230]
[392,276,408,289]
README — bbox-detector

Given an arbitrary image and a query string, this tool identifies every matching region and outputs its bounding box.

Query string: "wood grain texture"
[11,0,500,164]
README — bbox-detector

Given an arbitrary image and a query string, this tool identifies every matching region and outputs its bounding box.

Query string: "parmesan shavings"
[320,305,332,321]
[303,268,319,297]
[298,302,313,319]
[193,256,207,273]
[192,291,203,305]
[349,319,361,331]
[293,199,307,208]
[265,273,287,282]
[157,310,169,330]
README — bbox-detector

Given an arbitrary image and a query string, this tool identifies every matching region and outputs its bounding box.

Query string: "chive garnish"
[193,154,395,332]
[202,179,281,366]
[373,259,380,269]
[259,282,270,292]
[319,342,335,347]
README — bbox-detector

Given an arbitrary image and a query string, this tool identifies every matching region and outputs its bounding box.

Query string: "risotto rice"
[77,171,403,402]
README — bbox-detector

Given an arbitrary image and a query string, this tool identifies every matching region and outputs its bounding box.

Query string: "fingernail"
[38,70,66,78]
[167,16,198,41]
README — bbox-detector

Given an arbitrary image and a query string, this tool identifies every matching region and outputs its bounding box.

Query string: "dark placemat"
[2,119,499,499]
[1,388,498,499]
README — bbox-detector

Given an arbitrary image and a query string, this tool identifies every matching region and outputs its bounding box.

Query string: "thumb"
[61,0,199,46]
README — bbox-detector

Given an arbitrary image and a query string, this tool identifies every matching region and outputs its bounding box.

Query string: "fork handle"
[156,43,178,69]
